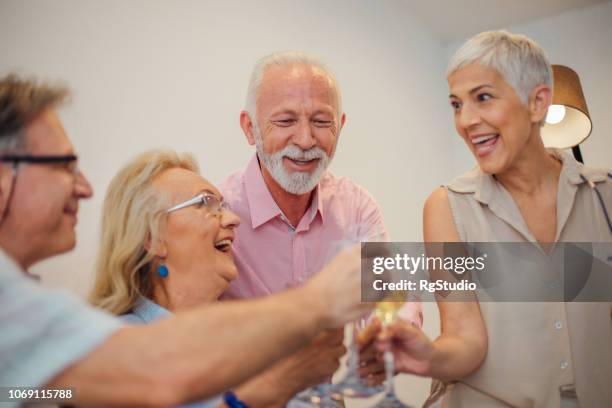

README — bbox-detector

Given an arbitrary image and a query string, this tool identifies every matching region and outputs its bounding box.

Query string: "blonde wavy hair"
[89,149,199,315]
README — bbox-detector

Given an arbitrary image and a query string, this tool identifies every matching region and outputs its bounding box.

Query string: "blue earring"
[157,264,169,278]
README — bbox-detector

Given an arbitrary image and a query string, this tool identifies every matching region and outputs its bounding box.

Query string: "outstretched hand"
[375,319,434,377]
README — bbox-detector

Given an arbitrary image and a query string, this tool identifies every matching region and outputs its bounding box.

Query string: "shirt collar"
[131,297,172,323]
[244,155,283,229]
[312,185,325,223]
[556,148,609,185]
[448,148,609,205]
[244,154,324,229]
[447,148,608,244]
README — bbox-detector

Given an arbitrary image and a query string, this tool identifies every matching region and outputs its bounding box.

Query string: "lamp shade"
[541,65,592,149]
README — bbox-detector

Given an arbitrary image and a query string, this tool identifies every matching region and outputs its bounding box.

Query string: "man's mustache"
[275,145,327,161]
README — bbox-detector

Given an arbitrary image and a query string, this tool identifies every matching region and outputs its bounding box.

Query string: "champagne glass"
[293,225,387,406]
[372,291,413,408]
[293,384,343,408]
[292,230,363,407]
[332,315,386,398]
[332,226,388,398]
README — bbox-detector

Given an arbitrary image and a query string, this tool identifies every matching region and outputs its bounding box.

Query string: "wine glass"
[292,384,344,408]
[371,291,413,408]
[292,231,362,407]
[332,226,389,398]
[293,225,387,406]
[332,315,386,398]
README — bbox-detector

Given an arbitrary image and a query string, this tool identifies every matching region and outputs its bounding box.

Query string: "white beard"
[252,126,332,195]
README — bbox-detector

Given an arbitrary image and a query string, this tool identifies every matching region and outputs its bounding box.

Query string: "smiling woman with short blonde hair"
[382,30,612,408]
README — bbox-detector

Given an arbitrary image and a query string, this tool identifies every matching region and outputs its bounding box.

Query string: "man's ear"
[339,113,346,133]
[240,111,256,146]
[529,84,552,124]
[144,231,168,258]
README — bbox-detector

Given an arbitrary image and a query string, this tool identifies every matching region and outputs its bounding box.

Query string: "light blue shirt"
[0,249,122,407]
[121,296,172,324]
[121,298,223,408]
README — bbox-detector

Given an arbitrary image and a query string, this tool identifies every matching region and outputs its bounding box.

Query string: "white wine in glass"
[375,291,406,326]
[372,291,413,408]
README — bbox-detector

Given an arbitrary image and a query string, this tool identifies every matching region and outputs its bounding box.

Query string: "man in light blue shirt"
[0,251,122,389]
[0,75,121,398]
[0,74,371,407]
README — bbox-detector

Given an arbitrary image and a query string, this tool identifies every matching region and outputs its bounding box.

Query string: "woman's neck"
[494,131,562,197]
[150,268,220,313]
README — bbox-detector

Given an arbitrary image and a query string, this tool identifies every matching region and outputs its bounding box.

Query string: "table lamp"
[542,64,592,163]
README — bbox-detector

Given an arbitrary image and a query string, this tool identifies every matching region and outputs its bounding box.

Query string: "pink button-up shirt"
[220,155,422,325]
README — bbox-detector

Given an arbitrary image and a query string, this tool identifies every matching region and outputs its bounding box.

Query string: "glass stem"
[384,350,395,396]
[348,323,360,373]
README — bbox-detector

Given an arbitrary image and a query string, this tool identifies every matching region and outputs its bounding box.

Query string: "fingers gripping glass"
[0,154,79,224]
[166,193,230,216]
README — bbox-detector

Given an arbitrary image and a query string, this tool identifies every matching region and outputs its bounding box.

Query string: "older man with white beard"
[220,52,422,329]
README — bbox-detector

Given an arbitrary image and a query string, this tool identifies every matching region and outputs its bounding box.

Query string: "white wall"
[0,0,454,294]
[445,0,612,174]
[0,0,449,405]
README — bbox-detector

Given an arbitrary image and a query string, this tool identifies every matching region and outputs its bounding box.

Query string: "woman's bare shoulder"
[424,187,460,242]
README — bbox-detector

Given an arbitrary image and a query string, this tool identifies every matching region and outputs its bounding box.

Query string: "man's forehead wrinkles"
[260,65,336,93]
[267,102,336,117]
[260,86,338,111]
[23,115,74,156]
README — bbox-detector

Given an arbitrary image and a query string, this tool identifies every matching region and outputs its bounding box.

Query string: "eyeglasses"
[0,154,81,224]
[0,154,79,173]
[166,193,230,216]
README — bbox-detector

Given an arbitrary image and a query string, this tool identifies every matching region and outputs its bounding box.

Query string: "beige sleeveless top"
[427,150,612,408]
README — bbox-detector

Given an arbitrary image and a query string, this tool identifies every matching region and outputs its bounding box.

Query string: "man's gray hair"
[0,74,69,152]
[447,30,552,104]
[244,51,342,125]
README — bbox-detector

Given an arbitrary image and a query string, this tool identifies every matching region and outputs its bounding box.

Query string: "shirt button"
[554,320,563,330]
[560,360,569,370]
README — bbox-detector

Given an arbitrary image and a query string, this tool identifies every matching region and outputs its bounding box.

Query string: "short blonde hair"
[89,149,199,315]
[447,30,552,104]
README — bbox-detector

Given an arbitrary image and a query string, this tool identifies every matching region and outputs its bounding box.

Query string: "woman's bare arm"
[377,188,487,381]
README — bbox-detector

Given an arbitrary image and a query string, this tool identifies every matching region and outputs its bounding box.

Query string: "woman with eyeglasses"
[89,149,356,408]
[376,31,612,407]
